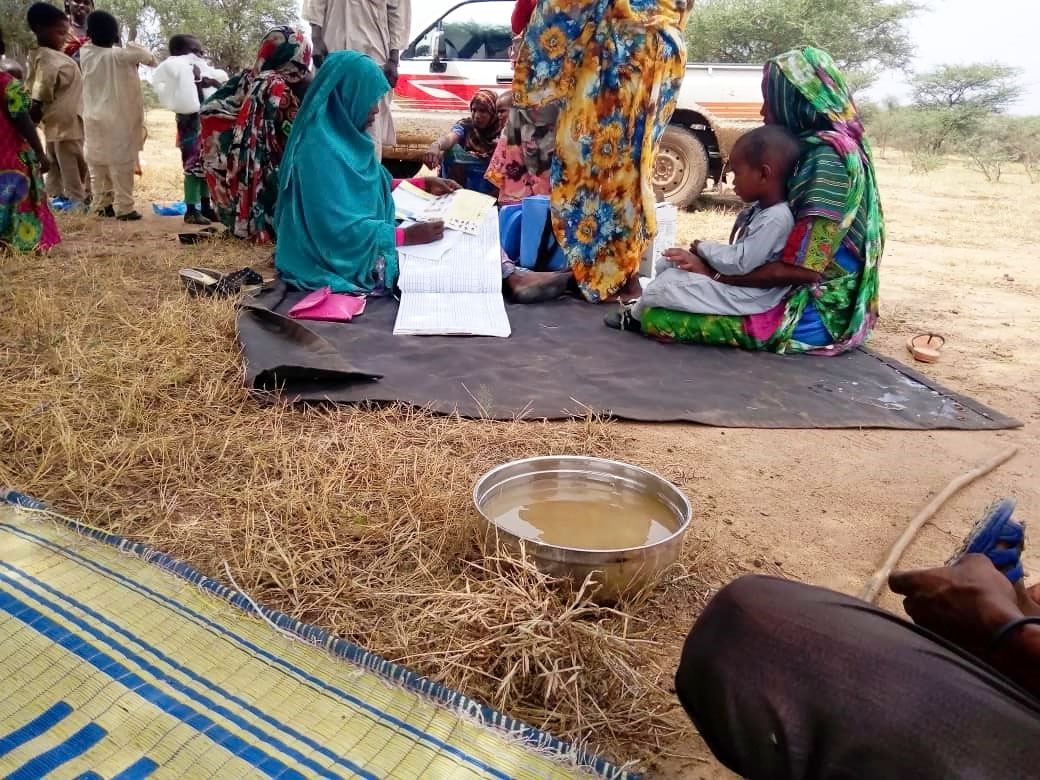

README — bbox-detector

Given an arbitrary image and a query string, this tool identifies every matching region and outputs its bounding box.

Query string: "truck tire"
[655,124,709,209]
[382,158,423,178]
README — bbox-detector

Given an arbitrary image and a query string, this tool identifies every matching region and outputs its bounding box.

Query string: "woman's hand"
[37,155,50,175]
[663,248,711,276]
[402,220,445,246]
[424,177,461,196]
[423,143,444,170]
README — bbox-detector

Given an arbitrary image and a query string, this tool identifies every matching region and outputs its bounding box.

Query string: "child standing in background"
[153,34,225,225]
[26,2,87,211]
[80,11,155,220]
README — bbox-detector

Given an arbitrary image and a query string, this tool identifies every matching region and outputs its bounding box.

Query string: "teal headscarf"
[274,51,397,294]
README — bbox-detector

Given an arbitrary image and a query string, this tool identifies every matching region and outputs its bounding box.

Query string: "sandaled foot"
[95,205,115,218]
[116,210,143,221]
[948,498,1025,584]
[184,211,212,226]
[200,207,220,222]
[604,274,644,303]
[604,303,642,333]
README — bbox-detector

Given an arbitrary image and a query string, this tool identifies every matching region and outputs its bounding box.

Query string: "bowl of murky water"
[473,456,691,602]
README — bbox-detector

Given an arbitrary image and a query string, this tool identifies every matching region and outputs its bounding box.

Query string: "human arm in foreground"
[890,555,1040,699]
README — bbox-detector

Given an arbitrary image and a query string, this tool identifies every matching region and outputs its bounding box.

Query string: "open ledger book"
[393,200,510,338]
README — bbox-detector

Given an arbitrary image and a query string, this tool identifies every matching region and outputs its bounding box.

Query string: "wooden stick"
[859,446,1019,603]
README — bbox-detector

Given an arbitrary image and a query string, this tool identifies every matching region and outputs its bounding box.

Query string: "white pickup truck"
[386,0,763,208]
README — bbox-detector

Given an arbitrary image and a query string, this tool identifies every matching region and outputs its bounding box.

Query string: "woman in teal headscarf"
[274,51,456,294]
[633,47,885,356]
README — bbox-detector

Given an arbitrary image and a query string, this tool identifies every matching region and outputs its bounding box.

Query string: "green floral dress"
[640,47,884,356]
[0,73,60,251]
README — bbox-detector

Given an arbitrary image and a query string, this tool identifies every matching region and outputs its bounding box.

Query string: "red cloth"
[511,0,536,35]
[64,34,88,58]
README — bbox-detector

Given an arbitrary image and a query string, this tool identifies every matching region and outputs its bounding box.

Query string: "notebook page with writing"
[394,208,510,337]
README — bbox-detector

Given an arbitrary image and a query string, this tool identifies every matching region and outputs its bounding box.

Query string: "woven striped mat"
[0,492,636,779]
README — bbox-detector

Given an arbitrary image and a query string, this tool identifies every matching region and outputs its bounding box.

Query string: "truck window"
[409,1,513,61]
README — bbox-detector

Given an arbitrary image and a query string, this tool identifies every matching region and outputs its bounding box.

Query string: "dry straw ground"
[3,112,1040,778]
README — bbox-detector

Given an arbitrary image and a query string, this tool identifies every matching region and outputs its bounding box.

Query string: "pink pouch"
[288,287,367,322]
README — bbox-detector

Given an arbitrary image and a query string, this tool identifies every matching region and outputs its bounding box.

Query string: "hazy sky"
[867,0,1040,114]
[384,0,1040,114]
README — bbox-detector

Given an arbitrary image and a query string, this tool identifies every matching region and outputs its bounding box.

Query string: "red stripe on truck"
[395,75,505,111]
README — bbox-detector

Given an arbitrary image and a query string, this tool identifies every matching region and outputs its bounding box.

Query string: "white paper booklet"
[391,183,497,235]
[394,208,511,338]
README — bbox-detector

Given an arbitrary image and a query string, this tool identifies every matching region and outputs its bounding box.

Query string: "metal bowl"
[473,456,692,603]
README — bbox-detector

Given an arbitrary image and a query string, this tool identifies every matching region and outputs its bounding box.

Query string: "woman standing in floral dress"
[509,0,692,302]
[0,30,60,252]
[200,27,312,242]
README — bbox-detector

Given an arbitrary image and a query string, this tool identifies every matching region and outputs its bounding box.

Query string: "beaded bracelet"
[988,616,1040,657]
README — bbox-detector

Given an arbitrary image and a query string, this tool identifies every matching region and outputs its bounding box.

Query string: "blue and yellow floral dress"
[514,0,692,301]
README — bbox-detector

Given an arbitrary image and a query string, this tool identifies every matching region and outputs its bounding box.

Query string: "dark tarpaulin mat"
[237,283,1021,430]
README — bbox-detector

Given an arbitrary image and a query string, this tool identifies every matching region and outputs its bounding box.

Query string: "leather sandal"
[907,333,945,363]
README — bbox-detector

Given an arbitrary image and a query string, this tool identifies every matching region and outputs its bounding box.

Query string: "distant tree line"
[687,0,1037,182]
[857,63,1033,182]
[0,0,297,72]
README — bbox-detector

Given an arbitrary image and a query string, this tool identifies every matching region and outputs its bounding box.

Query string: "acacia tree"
[685,0,919,89]
[910,63,1022,152]
[107,0,297,71]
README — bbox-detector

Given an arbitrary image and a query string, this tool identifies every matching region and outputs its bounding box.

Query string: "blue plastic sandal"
[948,498,1025,584]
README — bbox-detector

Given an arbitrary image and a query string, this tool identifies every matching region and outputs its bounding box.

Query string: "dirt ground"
[3,112,1038,778]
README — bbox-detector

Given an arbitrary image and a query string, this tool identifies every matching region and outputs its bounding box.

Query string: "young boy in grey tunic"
[626,125,802,324]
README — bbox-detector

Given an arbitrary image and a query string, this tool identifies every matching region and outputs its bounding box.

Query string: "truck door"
[398,0,515,113]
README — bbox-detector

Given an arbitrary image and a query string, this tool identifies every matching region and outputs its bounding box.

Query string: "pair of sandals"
[179,267,265,298]
[179,226,221,245]
[950,498,1026,584]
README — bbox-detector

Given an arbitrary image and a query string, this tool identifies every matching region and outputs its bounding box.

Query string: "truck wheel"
[382,159,423,178]
[654,125,709,209]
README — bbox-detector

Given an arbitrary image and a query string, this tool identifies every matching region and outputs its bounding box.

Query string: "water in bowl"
[484,476,678,550]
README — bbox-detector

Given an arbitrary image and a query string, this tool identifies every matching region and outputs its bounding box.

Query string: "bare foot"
[602,274,643,303]
[506,271,573,304]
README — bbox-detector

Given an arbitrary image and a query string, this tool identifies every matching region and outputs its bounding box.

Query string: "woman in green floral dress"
[637,47,885,356]
[0,32,60,252]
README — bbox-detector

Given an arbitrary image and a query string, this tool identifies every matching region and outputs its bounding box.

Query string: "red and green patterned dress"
[0,72,60,252]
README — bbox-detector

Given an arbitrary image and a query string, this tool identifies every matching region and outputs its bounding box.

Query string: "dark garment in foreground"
[676,575,1040,779]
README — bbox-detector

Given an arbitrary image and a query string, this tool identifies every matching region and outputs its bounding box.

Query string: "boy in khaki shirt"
[26,2,87,209]
[80,11,155,220]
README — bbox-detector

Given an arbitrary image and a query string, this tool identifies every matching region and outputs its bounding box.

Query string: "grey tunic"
[634,202,795,319]
[302,0,412,153]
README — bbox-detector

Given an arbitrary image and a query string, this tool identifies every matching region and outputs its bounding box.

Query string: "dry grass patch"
[0,209,724,769]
